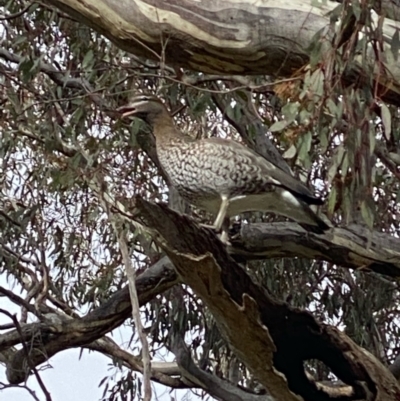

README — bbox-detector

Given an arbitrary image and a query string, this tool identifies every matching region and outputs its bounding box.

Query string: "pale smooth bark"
[41,0,400,105]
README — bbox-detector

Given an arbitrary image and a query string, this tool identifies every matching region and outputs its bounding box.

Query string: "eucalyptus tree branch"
[85,337,188,389]
[0,2,35,21]
[0,287,39,317]
[230,222,400,277]
[374,143,400,182]
[40,0,400,107]
[170,334,269,401]
[1,256,179,384]
[2,208,399,388]
[0,382,41,401]
[180,74,277,94]
[73,141,153,401]
[0,48,105,106]
[0,309,52,401]
[132,197,400,401]
[115,228,152,401]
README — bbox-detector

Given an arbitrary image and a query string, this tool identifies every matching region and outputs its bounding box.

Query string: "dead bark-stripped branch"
[1,198,399,394]
[132,197,400,401]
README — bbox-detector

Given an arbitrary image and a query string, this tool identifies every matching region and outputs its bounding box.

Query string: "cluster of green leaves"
[1,0,400,399]
[269,0,400,231]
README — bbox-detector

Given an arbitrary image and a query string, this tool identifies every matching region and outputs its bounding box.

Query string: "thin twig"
[116,230,152,401]
[0,286,39,316]
[0,2,34,20]
[0,381,41,401]
[72,138,153,401]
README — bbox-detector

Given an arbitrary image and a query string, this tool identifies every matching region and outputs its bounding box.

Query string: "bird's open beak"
[117,105,137,119]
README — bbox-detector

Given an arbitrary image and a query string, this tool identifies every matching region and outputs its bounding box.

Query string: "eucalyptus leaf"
[282,102,300,124]
[381,103,392,141]
[369,127,376,155]
[309,69,324,98]
[297,131,312,167]
[391,29,400,61]
[327,186,337,215]
[270,120,289,132]
[283,144,297,159]
[360,200,374,229]
[82,49,94,68]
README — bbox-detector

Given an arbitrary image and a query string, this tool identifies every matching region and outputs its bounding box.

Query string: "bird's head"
[118,95,167,126]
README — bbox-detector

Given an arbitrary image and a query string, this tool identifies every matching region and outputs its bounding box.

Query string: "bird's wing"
[205,137,323,205]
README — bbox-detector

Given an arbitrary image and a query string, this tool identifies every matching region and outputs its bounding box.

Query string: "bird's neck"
[151,112,189,145]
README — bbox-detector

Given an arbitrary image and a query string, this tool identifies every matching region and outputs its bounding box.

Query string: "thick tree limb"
[230,222,400,277]
[170,334,269,401]
[41,0,400,106]
[132,197,400,401]
[1,256,179,384]
[2,199,399,397]
[2,214,398,386]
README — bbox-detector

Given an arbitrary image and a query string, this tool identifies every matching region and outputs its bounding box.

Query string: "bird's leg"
[219,217,231,244]
[200,197,230,244]
[201,217,231,244]
[213,195,230,232]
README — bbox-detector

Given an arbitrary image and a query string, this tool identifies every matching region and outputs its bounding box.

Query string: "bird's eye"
[134,95,151,102]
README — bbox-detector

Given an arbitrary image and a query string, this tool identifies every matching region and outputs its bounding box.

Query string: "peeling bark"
[231,222,400,277]
[41,0,400,106]
[2,199,400,399]
[132,198,400,401]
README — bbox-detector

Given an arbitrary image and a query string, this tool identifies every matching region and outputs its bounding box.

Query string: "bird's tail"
[297,202,330,234]
[277,189,330,233]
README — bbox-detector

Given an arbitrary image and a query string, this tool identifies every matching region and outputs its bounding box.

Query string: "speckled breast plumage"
[157,137,276,213]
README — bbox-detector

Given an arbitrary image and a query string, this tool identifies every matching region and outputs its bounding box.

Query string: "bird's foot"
[200,223,217,231]
[199,224,231,246]
[218,230,231,246]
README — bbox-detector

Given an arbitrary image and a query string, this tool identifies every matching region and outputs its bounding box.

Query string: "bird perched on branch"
[118,95,329,240]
